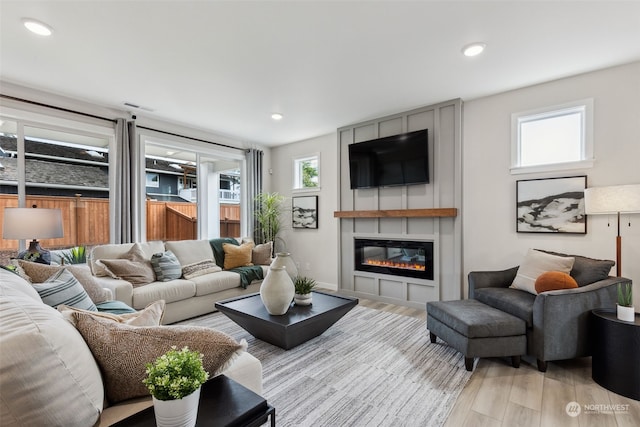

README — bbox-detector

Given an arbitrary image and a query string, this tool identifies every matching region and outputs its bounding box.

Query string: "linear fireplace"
[354,238,434,280]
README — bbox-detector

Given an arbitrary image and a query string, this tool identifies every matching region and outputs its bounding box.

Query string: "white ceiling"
[1,1,639,147]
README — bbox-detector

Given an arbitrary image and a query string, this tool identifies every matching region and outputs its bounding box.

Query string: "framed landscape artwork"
[292,196,318,229]
[516,175,587,234]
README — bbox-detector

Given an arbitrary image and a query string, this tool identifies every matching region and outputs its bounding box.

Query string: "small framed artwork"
[516,175,587,234]
[292,196,318,229]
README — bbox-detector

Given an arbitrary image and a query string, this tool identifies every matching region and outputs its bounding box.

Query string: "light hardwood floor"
[356,297,640,427]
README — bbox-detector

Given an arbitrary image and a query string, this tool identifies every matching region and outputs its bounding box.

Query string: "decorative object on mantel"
[260,266,295,315]
[516,175,587,234]
[584,183,640,276]
[616,282,635,322]
[2,206,64,264]
[333,208,457,218]
[293,276,316,306]
[292,196,318,229]
[270,252,298,281]
[143,346,209,427]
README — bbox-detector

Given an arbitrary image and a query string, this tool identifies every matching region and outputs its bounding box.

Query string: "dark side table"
[591,309,640,401]
[112,375,275,426]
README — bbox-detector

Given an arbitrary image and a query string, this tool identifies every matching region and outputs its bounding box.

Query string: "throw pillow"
[32,269,97,311]
[252,241,273,265]
[534,271,579,293]
[8,259,31,282]
[537,249,615,286]
[510,249,575,295]
[150,250,182,281]
[182,259,221,279]
[17,261,112,303]
[59,300,165,327]
[72,312,246,403]
[98,243,155,286]
[223,242,254,270]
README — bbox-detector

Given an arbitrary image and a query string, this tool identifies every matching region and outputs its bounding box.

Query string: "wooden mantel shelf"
[333,208,457,218]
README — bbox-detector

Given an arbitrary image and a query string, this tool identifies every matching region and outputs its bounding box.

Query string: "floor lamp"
[2,207,64,264]
[584,184,640,277]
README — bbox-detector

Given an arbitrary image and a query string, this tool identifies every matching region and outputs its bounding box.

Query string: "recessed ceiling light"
[462,42,486,57]
[271,113,283,121]
[22,18,53,36]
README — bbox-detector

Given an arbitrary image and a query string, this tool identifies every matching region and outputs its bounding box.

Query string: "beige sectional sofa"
[88,239,269,324]
[0,267,263,427]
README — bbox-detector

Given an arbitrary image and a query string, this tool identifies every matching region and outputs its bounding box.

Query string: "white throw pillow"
[510,249,575,295]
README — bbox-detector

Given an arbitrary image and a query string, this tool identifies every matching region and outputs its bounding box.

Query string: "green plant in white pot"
[617,282,635,322]
[143,346,209,427]
[294,276,316,306]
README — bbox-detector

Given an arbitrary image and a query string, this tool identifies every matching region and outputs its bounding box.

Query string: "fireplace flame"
[363,259,426,271]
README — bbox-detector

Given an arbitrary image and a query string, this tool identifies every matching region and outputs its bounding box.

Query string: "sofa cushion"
[252,241,273,265]
[182,259,222,279]
[0,269,103,426]
[537,249,615,286]
[32,269,98,311]
[99,244,156,286]
[190,270,245,296]
[17,260,111,303]
[150,250,182,281]
[510,249,574,294]
[59,300,166,327]
[165,239,216,267]
[132,279,196,309]
[72,312,246,403]
[223,242,254,269]
[90,241,165,277]
[474,287,536,327]
[534,271,578,293]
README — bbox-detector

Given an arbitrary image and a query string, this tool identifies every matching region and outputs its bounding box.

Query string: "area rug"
[180,305,472,427]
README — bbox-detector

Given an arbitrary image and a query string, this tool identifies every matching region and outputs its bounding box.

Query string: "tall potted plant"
[617,282,635,322]
[254,192,286,253]
[143,346,209,427]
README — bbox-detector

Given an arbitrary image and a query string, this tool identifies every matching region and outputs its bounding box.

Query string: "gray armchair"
[468,252,628,372]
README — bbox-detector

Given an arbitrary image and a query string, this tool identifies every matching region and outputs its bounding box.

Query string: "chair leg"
[429,332,437,343]
[465,357,474,371]
[511,356,521,368]
[537,359,547,372]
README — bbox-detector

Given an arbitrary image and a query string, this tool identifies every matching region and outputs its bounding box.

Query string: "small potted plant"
[294,276,316,306]
[142,346,209,427]
[617,282,635,322]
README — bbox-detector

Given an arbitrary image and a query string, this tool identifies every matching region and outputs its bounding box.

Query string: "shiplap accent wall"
[336,99,462,308]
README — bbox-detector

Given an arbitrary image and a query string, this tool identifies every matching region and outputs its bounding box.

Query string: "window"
[293,153,320,191]
[511,99,594,174]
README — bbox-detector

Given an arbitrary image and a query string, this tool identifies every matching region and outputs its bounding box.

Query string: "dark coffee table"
[111,374,274,427]
[215,291,358,349]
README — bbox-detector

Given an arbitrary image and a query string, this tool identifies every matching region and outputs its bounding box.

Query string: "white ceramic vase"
[153,387,201,427]
[270,252,298,281]
[617,304,635,322]
[260,266,295,315]
[294,293,312,306]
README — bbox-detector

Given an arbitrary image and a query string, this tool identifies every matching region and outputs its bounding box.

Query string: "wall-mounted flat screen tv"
[348,129,429,189]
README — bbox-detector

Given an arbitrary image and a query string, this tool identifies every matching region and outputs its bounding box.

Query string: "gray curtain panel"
[245,148,263,242]
[113,118,142,244]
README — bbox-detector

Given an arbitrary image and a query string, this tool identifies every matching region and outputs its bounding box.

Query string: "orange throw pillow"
[534,271,578,294]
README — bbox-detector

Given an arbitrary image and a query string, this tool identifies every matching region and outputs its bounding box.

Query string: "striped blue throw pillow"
[150,250,182,281]
[32,269,97,311]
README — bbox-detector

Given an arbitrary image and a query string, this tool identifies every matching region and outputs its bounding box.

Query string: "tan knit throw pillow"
[222,242,254,269]
[59,300,166,327]
[72,312,246,403]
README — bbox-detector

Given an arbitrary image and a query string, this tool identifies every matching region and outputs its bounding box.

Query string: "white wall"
[463,62,640,307]
[270,133,339,290]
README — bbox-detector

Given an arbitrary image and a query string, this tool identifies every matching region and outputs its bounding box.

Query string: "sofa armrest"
[531,276,629,362]
[90,276,134,307]
[468,267,518,298]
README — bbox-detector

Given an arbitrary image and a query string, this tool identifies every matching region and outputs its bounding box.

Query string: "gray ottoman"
[426,299,526,371]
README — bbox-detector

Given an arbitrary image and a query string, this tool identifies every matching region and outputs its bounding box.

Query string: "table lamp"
[2,207,64,264]
[584,184,640,276]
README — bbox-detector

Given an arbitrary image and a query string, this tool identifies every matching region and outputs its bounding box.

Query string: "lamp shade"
[584,184,640,215]
[2,208,64,240]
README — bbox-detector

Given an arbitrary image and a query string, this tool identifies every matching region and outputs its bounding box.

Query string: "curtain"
[246,148,263,242]
[113,118,142,243]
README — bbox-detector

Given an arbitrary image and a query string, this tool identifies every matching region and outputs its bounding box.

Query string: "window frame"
[510,98,594,174]
[292,152,320,192]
